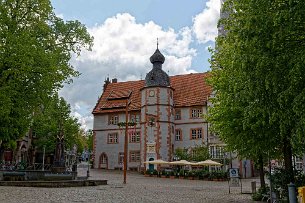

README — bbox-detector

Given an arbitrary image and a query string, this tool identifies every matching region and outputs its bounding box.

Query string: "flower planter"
[169,176,175,179]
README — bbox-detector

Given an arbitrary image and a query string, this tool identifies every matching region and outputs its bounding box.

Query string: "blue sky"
[51,0,221,129]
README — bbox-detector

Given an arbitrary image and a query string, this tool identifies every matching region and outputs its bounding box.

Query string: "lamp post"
[123,99,129,184]
[87,150,90,178]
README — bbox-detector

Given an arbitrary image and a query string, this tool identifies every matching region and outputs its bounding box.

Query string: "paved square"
[0,169,260,203]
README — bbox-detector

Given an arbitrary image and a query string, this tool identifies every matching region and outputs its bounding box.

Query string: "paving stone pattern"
[0,168,262,203]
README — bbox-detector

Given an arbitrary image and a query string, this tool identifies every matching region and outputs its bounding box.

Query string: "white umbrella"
[168,160,193,165]
[195,159,222,166]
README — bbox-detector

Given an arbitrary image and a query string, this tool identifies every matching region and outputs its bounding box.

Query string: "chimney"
[112,78,117,83]
[103,77,110,92]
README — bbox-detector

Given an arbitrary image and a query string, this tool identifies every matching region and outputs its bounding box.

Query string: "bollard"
[288,183,297,203]
[251,181,256,194]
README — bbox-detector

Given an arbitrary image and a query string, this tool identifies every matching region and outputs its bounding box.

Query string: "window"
[107,133,118,144]
[130,131,140,143]
[100,154,107,164]
[190,128,202,140]
[109,114,119,125]
[191,108,202,118]
[130,114,140,123]
[118,152,124,165]
[294,157,303,170]
[210,146,224,159]
[175,129,182,141]
[130,151,140,162]
[175,109,181,120]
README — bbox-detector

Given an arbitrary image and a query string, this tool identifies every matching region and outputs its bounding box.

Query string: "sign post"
[228,168,242,194]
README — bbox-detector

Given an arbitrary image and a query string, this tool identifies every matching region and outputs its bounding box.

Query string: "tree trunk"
[258,154,266,188]
[283,137,294,183]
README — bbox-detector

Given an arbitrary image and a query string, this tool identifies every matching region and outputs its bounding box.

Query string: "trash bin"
[298,186,305,203]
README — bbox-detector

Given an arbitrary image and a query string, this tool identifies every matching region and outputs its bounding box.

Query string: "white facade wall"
[93,113,141,169]
[173,107,208,150]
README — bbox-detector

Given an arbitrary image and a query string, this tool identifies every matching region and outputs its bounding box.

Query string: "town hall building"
[92,47,228,172]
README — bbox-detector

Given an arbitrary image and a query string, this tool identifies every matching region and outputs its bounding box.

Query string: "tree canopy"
[174,145,210,162]
[31,93,86,153]
[208,0,305,185]
[0,0,93,147]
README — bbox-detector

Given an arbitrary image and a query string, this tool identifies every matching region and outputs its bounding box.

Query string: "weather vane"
[157,38,159,49]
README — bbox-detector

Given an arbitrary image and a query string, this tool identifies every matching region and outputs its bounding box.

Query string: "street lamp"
[87,150,90,178]
[117,95,133,184]
[123,99,129,184]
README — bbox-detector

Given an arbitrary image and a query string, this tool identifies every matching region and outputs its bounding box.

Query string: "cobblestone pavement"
[0,168,262,203]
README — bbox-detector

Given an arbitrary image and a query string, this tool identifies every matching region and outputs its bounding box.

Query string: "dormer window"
[190,108,202,119]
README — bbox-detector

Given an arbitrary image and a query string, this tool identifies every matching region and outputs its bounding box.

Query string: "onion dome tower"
[141,41,174,171]
[145,44,170,87]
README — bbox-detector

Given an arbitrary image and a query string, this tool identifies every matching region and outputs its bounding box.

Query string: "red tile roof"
[92,72,212,114]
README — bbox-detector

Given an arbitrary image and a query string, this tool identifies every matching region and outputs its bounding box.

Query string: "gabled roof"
[92,72,212,114]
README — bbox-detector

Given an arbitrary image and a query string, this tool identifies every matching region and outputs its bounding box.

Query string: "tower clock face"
[149,90,155,97]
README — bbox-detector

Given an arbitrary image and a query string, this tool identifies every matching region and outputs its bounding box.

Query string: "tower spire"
[157,38,159,49]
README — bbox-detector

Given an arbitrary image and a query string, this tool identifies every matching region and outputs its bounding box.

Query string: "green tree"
[174,148,189,160]
[86,129,93,152]
[190,145,210,162]
[208,0,305,189]
[0,0,93,147]
[31,94,84,153]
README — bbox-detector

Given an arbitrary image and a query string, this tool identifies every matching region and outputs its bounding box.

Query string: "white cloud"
[193,0,221,43]
[60,13,197,130]
[72,110,93,130]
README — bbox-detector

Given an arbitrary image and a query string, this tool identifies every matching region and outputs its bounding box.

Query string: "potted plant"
[145,169,152,177]
[165,171,170,178]
[184,171,189,179]
[188,171,195,180]
[170,171,175,179]
[209,171,216,181]
[161,170,167,178]
[152,169,158,177]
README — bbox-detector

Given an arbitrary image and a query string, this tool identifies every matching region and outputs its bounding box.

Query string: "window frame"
[129,131,140,143]
[175,129,182,141]
[209,145,224,159]
[129,150,141,162]
[108,114,119,125]
[130,113,140,124]
[107,133,119,144]
[190,108,202,119]
[190,128,203,140]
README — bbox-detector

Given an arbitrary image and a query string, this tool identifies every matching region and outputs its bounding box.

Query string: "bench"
[3,172,26,181]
